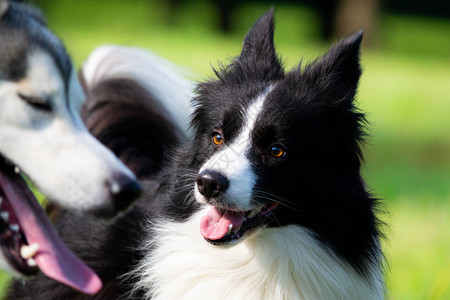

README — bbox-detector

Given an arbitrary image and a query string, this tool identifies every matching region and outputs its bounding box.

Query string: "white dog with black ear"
[0,0,141,294]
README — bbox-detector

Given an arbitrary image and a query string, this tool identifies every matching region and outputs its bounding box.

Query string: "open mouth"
[0,156,102,295]
[0,180,38,275]
[200,201,279,244]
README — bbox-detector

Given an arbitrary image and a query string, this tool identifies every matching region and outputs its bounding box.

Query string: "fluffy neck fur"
[131,209,383,300]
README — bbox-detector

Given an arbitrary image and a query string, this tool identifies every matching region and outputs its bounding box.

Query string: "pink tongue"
[200,206,246,240]
[0,175,102,295]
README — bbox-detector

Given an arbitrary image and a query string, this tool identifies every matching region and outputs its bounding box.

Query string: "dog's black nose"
[196,170,229,198]
[106,174,142,213]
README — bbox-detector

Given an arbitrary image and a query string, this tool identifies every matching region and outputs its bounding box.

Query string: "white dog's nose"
[102,174,141,217]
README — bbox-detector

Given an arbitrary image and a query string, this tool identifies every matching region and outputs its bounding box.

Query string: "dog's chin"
[205,226,262,246]
[199,200,280,246]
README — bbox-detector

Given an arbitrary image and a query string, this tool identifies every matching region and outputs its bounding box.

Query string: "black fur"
[0,1,72,83]
[8,9,383,299]
[80,76,185,178]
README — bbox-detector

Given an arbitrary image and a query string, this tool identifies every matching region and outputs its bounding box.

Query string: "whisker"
[253,193,302,213]
[253,189,302,210]
[172,172,198,192]
[181,190,197,208]
[253,189,299,206]
[252,200,283,226]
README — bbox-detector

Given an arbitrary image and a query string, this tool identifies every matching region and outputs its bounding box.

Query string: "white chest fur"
[132,210,383,300]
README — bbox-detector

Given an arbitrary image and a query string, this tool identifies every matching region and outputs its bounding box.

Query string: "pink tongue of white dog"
[0,174,102,295]
[200,206,246,240]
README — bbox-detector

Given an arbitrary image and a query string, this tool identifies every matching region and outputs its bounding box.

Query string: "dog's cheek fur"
[284,31,365,175]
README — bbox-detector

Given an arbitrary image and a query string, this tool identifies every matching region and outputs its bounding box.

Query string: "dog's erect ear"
[302,30,363,105]
[240,8,276,60]
[237,8,283,80]
[0,0,9,18]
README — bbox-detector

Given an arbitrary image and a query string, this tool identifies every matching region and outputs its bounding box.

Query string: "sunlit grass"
[1,0,448,298]
[383,200,450,299]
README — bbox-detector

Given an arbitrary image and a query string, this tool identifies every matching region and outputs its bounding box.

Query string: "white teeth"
[26,258,37,267]
[14,166,20,174]
[246,204,265,219]
[1,211,9,221]
[227,224,233,235]
[246,210,257,218]
[255,204,265,213]
[10,224,19,232]
[20,243,39,260]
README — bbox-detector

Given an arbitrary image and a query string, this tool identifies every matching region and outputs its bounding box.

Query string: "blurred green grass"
[1,0,449,299]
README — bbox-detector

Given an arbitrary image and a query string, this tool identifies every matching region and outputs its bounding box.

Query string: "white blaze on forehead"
[196,86,273,209]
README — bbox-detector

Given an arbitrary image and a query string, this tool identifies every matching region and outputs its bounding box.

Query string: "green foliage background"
[1,1,449,299]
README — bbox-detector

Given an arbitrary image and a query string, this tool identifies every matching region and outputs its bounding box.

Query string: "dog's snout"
[196,170,229,198]
[106,174,142,213]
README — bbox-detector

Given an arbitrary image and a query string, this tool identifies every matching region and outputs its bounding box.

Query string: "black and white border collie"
[8,8,385,300]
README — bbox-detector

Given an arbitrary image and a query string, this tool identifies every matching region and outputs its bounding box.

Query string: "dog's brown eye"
[212,133,224,145]
[270,145,286,158]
